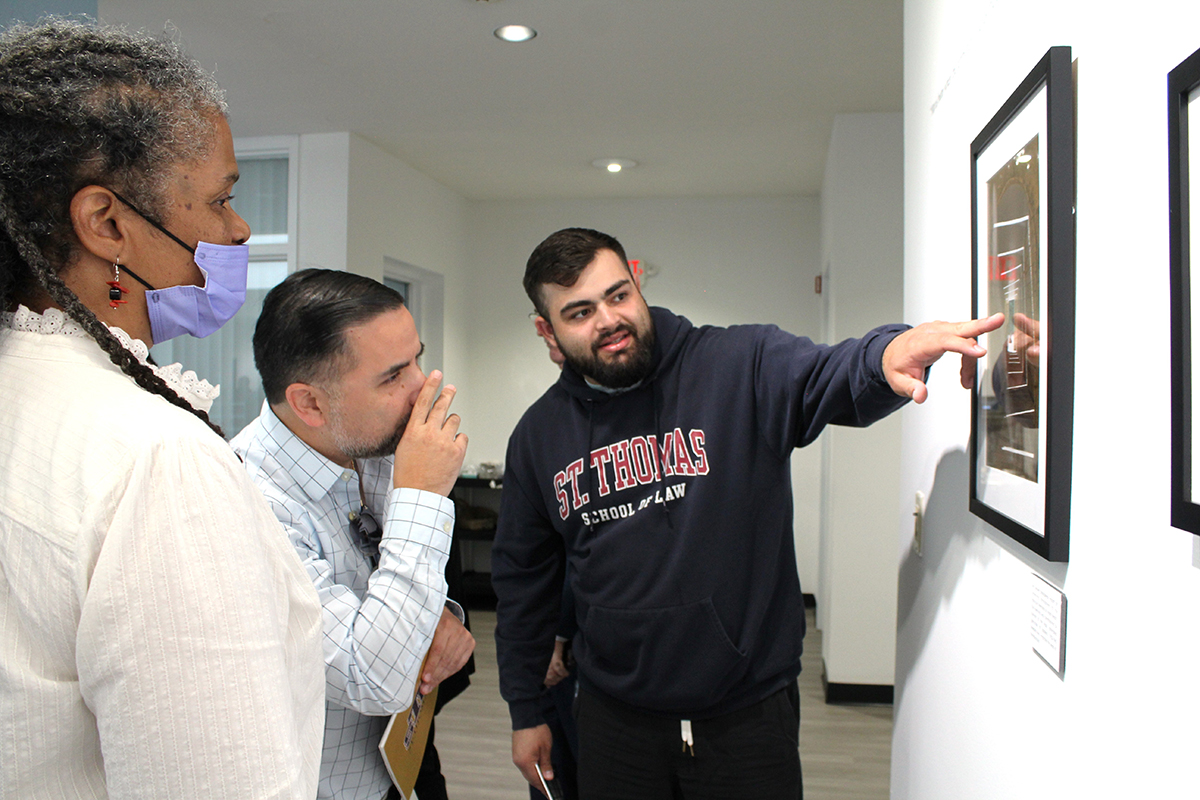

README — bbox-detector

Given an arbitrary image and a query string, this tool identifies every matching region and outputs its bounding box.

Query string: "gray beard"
[329,415,407,462]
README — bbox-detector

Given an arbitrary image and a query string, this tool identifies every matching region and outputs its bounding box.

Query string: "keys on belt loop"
[680,719,694,756]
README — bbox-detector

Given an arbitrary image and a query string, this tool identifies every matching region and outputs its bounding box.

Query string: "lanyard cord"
[353,459,369,510]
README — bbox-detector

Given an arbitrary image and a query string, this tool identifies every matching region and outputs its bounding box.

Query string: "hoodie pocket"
[582,598,747,712]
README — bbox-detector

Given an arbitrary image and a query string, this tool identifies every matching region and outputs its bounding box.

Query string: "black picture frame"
[1169,45,1200,536]
[969,46,1075,562]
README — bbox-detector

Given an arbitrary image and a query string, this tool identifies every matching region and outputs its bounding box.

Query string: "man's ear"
[533,316,557,345]
[284,382,330,429]
[533,316,565,368]
[69,186,125,262]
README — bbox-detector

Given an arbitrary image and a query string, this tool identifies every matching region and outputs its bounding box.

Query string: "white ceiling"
[98,0,902,201]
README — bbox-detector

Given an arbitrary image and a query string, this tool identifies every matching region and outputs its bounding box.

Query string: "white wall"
[294,132,473,413]
[296,132,350,274]
[896,2,1200,797]
[341,134,472,400]
[462,196,826,591]
[819,112,903,686]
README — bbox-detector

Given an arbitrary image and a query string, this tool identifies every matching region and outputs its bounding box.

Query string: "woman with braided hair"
[0,19,324,799]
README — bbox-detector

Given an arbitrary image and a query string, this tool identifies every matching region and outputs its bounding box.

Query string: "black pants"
[575,683,802,800]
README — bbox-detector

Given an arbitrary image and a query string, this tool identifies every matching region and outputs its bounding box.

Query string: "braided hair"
[0,19,228,436]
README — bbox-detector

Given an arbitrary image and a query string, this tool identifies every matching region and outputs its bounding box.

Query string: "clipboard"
[378,669,439,800]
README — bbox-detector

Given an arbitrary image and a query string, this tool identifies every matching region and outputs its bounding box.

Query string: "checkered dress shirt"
[232,402,456,800]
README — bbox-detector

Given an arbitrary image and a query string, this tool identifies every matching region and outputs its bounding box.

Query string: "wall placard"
[1030,573,1066,678]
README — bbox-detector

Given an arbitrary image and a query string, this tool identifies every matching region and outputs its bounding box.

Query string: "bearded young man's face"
[538,248,656,389]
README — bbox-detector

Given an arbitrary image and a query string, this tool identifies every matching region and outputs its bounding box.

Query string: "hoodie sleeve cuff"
[863,323,912,390]
[509,699,544,731]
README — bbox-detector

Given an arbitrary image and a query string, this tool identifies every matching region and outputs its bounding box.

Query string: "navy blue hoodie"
[493,307,909,729]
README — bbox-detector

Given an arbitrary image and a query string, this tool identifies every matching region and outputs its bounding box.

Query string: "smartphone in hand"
[538,771,565,800]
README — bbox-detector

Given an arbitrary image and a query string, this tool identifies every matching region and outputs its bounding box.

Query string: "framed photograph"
[1170,45,1200,536]
[969,46,1075,562]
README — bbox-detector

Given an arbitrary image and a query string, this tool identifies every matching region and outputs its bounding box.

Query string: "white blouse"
[0,308,326,799]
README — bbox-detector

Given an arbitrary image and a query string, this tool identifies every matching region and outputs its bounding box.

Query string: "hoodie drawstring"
[584,399,596,532]
[653,381,674,529]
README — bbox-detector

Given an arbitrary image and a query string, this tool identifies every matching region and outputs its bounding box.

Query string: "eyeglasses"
[348,504,382,562]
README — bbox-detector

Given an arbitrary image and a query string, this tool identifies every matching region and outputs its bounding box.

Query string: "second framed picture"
[1169,44,1200,537]
[969,46,1075,562]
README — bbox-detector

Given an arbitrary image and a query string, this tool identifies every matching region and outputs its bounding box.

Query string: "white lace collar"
[3,305,221,414]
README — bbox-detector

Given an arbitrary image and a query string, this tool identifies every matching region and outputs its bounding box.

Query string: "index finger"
[406,370,444,429]
[424,384,459,430]
[1012,312,1039,337]
[954,312,1005,338]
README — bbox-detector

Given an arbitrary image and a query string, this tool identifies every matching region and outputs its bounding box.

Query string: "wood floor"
[434,609,892,800]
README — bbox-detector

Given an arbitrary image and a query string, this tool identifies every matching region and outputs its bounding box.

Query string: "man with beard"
[232,268,474,800]
[494,228,1003,799]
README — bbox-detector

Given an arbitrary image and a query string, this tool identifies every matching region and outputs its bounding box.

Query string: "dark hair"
[254,268,407,404]
[523,227,629,318]
[0,18,228,435]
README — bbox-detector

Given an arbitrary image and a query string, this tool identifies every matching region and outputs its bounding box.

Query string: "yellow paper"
[378,680,439,799]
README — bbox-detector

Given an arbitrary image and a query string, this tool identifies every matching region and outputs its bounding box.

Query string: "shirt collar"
[257,400,354,503]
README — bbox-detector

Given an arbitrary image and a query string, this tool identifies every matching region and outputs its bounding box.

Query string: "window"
[237,157,289,243]
[152,137,297,437]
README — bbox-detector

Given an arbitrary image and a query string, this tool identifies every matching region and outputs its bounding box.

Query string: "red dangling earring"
[107,259,129,308]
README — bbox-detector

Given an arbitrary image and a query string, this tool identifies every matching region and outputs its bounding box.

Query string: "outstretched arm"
[881,312,1005,403]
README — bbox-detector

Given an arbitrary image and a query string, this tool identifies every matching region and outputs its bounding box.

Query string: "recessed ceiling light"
[592,158,637,173]
[494,25,537,42]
